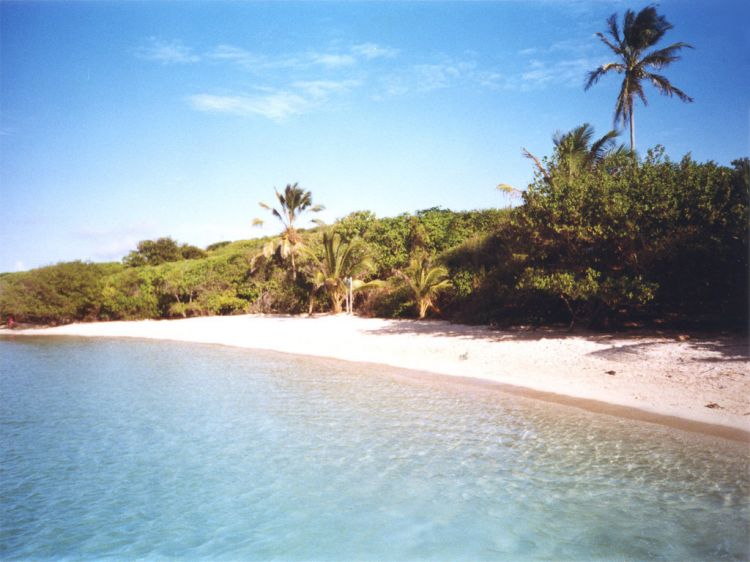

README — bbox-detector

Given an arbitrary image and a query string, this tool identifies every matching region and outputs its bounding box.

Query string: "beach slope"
[10,314,750,438]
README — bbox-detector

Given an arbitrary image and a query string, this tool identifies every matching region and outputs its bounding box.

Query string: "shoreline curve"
[5,314,749,441]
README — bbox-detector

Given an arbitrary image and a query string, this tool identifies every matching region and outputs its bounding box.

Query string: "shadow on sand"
[360,319,749,362]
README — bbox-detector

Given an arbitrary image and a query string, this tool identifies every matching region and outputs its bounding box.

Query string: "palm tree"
[253,183,324,280]
[396,257,452,320]
[521,123,623,181]
[585,6,693,151]
[305,230,376,314]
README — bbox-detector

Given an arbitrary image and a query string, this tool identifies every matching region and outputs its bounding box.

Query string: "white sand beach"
[9,314,750,439]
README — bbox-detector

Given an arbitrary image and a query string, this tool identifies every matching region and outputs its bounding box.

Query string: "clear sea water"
[1,337,748,561]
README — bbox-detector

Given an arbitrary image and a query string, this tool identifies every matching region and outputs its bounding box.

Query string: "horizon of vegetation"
[2,140,747,331]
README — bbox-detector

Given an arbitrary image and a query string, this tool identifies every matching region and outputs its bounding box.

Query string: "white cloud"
[209,44,258,65]
[309,52,357,68]
[188,76,360,121]
[519,57,593,89]
[188,92,310,121]
[13,261,26,272]
[293,79,360,98]
[136,38,200,64]
[208,45,300,70]
[352,43,399,60]
[377,59,477,97]
[209,45,362,71]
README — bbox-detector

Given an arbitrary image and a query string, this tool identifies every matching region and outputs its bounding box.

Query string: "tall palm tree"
[396,257,452,320]
[585,6,693,152]
[253,183,324,280]
[521,123,623,181]
[305,230,376,314]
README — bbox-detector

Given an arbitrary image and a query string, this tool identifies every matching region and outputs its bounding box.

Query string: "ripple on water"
[0,337,748,561]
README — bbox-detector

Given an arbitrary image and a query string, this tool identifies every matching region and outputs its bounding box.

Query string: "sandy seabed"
[7,314,750,440]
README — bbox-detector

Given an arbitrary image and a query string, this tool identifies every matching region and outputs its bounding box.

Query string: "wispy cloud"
[352,42,399,60]
[377,58,479,97]
[141,35,597,120]
[138,38,406,120]
[188,92,309,121]
[293,79,360,98]
[513,39,600,90]
[136,38,200,64]
[162,40,401,73]
[209,44,262,67]
[520,58,593,89]
[208,45,300,70]
[188,78,360,121]
[308,52,357,68]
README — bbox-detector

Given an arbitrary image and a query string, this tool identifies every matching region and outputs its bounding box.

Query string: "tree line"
[1,147,746,329]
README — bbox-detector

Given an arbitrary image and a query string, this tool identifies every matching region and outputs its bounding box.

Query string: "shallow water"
[1,337,748,560]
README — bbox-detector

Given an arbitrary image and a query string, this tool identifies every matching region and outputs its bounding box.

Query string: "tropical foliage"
[394,258,452,319]
[305,230,375,314]
[522,123,624,182]
[585,6,693,150]
[253,183,324,280]
[123,237,206,267]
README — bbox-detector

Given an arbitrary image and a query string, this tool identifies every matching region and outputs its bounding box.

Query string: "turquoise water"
[1,337,748,561]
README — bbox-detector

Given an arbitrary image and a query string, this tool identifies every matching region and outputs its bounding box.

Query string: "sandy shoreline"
[6,314,750,439]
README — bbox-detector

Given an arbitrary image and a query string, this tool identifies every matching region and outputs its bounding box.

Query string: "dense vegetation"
[1,148,747,330]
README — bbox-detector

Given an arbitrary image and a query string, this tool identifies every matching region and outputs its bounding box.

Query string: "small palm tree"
[305,231,376,314]
[521,123,624,182]
[585,6,693,151]
[396,257,452,320]
[253,183,324,280]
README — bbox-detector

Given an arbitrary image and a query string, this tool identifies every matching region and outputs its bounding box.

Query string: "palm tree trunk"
[418,299,429,320]
[629,110,635,152]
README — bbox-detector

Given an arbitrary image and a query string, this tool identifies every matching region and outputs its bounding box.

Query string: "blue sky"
[1,0,748,272]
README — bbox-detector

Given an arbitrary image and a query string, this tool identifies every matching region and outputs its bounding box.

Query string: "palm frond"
[353,279,385,291]
[640,42,693,69]
[629,6,672,50]
[497,184,522,198]
[584,62,624,90]
[274,188,285,208]
[632,78,648,106]
[423,266,449,291]
[645,73,694,102]
[605,13,622,46]
[596,30,623,56]
[613,79,631,126]
[588,129,620,163]
[522,148,550,181]
[252,218,264,227]
[262,240,275,259]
